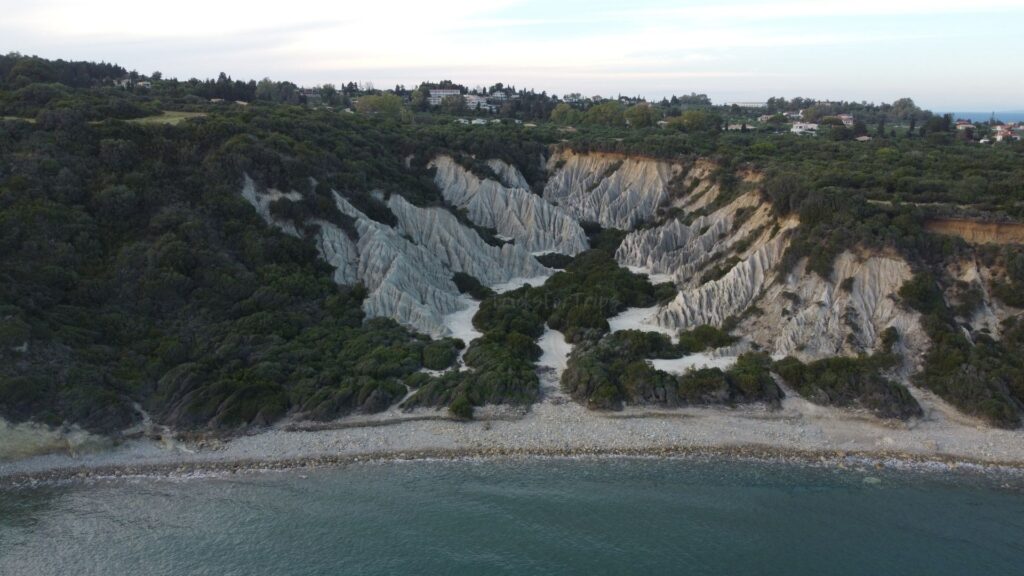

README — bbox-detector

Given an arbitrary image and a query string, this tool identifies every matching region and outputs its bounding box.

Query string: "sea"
[1,457,1023,575]
[945,111,1024,123]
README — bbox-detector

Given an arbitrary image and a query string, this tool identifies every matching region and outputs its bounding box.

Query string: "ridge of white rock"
[616,216,729,284]
[332,193,464,336]
[543,151,682,230]
[485,158,531,189]
[616,191,772,285]
[657,233,788,330]
[242,156,937,379]
[240,175,304,238]
[386,194,549,285]
[311,219,360,285]
[948,258,1017,339]
[241,174,551,336]
[241,175,360,285]
[431,156,588,255]
[740,252,927,366]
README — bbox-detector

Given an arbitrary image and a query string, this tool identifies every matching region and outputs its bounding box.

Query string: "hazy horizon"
[2,0,1023,110]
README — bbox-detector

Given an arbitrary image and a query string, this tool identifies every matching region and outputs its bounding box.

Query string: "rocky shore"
[3,378,1024,487]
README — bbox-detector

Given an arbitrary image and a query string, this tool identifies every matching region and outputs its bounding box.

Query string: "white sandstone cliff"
[241,175,549,336]
[431,155,588,255]
[543,151,683,230]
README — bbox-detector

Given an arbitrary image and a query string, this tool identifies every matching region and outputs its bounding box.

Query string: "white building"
[791,122,819,135]
[837,114,855,127]
[428,89,462,106]
[994,127,1021,142]
[724,101,768,108]
[464,94,497,112]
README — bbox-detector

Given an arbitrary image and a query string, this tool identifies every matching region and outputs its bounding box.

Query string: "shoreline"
[4,379,1024,487]
[4,443,1024,489]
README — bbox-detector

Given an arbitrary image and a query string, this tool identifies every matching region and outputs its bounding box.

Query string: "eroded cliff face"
[241,175,548,336]
[543,151,684,229]
[430,155,588,255]
[244,150,935,370]
[945,258,1019,339]
[616,189,771,285]
[741,252,927,365]
[485,158,531,189]
[386,194,547,285]
[607,167,925,367]
[658,233,789,329]
[332,193,464,336]
[241,175,304,238]
[925,218,1024,245]
[242,175,360,285]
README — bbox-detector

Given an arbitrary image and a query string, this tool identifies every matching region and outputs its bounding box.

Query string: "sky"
[2,0,1023,110]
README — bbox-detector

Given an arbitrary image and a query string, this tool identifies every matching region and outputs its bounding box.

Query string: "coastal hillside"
[2,55,1024,443]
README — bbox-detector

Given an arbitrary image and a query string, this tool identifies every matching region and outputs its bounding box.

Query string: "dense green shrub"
[677,325,739,353]
[563,330,782,409]
[452,272,495,300]
[534,252,574,269]
[897,274,1023,428]
[772,354,921,419]
[448,393,473,420]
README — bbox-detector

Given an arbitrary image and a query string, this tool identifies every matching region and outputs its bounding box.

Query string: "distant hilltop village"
[107,70,1023,144]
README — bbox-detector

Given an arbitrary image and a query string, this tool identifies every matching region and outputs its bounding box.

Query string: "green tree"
[355,93,410,122]
[550,102,581,125]
[410,87,429,112]
[624,103,658,128]
[320,83,339,106]
[890,97,920,122]
[582,101,625,126]
[668,109,721,133]
[440,95,466,115]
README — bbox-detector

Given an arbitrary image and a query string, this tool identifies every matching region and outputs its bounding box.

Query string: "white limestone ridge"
[430,155,588,255]
[312,219,359,285]
[335,193,464,337]
[241,175,304,238]
[241,174,549,336]
[615,193,765,284]
[610,166,930,369]
[485,158,530,189]
[385,194,548,285]
[543,151,683,230]
[740,252,927,365]
[616,216,729,283]
[657,232,789,330]
[242,154,937,373]
[673,159,720,212]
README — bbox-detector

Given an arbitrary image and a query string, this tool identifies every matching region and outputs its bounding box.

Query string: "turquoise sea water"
[1,457,1023,575]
